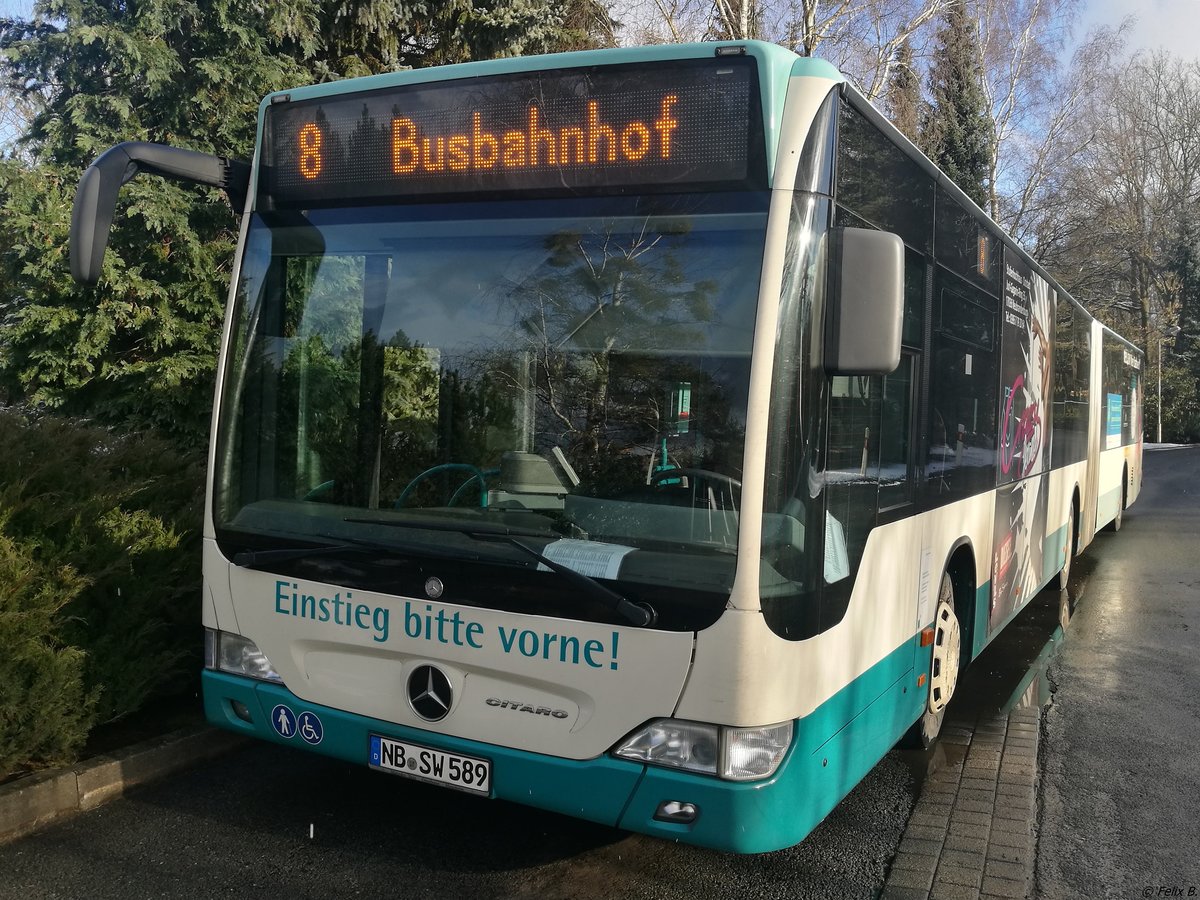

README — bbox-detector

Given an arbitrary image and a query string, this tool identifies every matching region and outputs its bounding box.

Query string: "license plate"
[369,734,491,795]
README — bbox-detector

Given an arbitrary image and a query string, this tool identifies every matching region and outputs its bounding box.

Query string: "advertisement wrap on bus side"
[1106,393,1124,449]
[991,251,1052,632]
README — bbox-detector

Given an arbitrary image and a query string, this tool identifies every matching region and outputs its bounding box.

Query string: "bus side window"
[1052,295,1088,466]
[1102,337,1140,448]
[835,101,933,253]
[877,250,925,514]
[877,352,917,512]
[822,372,883,624]
[924,269,998,505]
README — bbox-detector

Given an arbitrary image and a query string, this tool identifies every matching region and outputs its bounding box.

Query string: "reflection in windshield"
[215,196,767,615]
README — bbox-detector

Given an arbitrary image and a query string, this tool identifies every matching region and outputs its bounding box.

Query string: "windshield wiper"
[230,534,518,568]
[344,516,556,539]
[232,542,369,567]
[344,516,657,627]
[478,534,656,627]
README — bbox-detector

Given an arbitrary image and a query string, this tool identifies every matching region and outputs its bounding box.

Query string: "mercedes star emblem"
[407,665,452,722]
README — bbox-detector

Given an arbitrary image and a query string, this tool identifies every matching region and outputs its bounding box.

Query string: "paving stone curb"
[882,705,1040,900]
[0,725,247,846]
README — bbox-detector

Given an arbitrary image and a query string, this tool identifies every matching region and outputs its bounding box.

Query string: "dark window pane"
[1051,295,1088,465]
[215,194,768,631]
[822,374,882,627]
[903,249,926,346]
[836,101,933,252]
[1102,336,1142,447]
[1072,310,1091,414]
[760,193,833,640]
[798,89,837,196]
[925,268,998,503]
[935,183,999,291]
[938,282,995,350]
[878,354,916,510]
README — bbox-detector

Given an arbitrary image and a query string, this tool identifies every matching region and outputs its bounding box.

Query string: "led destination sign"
[263,58,762,205]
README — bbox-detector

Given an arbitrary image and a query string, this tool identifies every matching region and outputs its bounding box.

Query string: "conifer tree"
[0,0,610,764]
[0,2,310,437]
[885,38,922,145]
[0,0,591,441]
[920,0,991,208]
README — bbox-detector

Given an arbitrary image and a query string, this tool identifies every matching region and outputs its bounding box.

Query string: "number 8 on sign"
[298,123,322,179]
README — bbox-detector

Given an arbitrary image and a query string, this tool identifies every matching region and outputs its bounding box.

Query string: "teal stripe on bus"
[1042,521,1069,585]
[619,634,921,851]
[202,670,642,827]
[205,627,925,853]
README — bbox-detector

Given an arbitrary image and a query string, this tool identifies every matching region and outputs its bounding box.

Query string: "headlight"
[613,719,719,775]
[723,722,793,781]
[206,628,284,684]
[613,718,793,781]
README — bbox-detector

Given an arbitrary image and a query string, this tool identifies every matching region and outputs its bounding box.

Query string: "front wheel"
[905,572,962,749]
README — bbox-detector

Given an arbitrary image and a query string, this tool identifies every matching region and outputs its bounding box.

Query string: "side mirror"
[70,142,251,284]
[825,227,904,374]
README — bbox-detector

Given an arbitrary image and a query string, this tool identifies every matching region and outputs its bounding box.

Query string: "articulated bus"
[70,40,1142,853]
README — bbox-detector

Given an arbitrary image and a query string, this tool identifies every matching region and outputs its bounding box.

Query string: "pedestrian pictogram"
[271,704,296,739]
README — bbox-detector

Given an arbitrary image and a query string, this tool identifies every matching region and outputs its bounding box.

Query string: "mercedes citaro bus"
[70,40,1141,852]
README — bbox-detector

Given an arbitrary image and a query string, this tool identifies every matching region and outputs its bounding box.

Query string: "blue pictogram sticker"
[297,711,323,745]
[271,704,296,739]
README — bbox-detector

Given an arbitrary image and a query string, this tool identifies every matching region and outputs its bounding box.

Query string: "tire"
[1053,502,1075,590]
[904,571,963,749]
[1107,470,1126,532]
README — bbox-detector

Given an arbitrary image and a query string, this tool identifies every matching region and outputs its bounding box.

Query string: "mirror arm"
[70,141,251,284]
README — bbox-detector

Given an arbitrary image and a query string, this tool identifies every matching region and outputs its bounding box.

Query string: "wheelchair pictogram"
[298,711,323,745]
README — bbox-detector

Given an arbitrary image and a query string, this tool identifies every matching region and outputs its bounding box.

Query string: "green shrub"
[0,410,205,739]
[0,533,97,775]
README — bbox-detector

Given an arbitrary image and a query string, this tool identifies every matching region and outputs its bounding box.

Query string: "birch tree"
[781,0,947,99]
[971,0,1078,222]
[994,23,1127,248]
[1037,52,1200,358]
[618,0,947,100]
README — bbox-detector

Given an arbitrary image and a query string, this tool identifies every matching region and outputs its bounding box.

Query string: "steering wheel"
[650,468,742,492]
[301,480,336,501]
[395,463,491,509]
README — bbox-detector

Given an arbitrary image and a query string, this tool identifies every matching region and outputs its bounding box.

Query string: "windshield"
[215,194,768,630]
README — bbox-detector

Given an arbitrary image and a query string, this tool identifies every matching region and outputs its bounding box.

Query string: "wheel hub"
[929,594,961,714]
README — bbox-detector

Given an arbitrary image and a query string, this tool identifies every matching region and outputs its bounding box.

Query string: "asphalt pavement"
[1036,446,1200,899]
[0,738,912,899]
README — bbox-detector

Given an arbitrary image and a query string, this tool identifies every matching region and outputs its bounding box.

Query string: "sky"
[1,1,1198,59]
[1077,0,1200,59]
